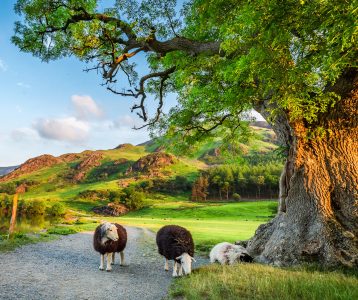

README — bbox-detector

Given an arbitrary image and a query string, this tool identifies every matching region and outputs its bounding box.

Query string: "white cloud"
[111,115,140,129]
[71,95,103,120]
[11,128,39,142]
[33,117,90,143]
[0,59,7,72]
[17,82,31,88]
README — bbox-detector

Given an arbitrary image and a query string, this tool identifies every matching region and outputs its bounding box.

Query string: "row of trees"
[192,163,282,201]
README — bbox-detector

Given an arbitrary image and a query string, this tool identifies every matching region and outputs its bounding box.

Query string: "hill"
[0,125,281,213]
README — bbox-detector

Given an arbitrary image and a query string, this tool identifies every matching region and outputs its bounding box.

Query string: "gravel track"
[0,226,208,300]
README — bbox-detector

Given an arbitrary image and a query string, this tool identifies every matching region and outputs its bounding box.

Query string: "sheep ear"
[176,255,183,260]
[191,257,196,262]
[100,224,107,236]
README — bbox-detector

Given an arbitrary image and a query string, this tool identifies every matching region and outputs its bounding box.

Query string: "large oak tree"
[12,0,357,267]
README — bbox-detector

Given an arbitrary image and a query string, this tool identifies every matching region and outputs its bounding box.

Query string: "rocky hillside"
[0,155,63,182]
[0,125,278,197]
[126,153,176,176]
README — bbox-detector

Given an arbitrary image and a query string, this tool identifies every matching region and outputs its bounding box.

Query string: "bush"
[0,182,16,194]
[75,189,110,201]
[232,193,241,201]
[47,202,66,216]
[108,190,122,202]
[23,199,46,215]
[125,191,145,210]
[0,194,12,213]
[142,176,192,194]
[119,187,145,210]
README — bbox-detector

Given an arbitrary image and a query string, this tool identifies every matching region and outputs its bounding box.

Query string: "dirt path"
[0,226,208,300]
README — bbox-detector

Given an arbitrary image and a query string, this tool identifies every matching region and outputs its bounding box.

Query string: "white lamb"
[210,242,253,265]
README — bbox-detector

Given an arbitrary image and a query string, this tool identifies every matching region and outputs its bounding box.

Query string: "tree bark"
[249,70,358,267]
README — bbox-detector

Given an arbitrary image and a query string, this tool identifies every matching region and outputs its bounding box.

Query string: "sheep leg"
[178,263,183,276]
[119,251,124,266]
[111,252,115,265]
[172,261,178,277]
[164,258,169,271]
[106,253,112,272]
[99,254,104,271]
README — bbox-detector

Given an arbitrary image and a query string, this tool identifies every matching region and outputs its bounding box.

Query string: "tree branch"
[107,66,176,125]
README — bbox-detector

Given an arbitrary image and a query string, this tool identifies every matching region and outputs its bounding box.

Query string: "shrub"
[125,191,145,210]
[138,180,154,191]
[232,193,241,201]
[47,202,66,216]
[24,199,46,215]
[142,176,192,194]
[0,182,16,194]
[75,189,110,201]
[108,190,122,202]
[119,187,145,210]
[0,194,12,213]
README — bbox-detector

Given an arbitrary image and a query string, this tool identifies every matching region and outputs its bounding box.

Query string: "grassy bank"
[169,264,358,300]
[0,232,57,252]
[102,198,277,252]
[1,197,276,253]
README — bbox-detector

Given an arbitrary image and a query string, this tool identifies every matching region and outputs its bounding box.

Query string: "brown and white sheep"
[93,222,127,271]
[209,242,253,265]
[156,225,195,277]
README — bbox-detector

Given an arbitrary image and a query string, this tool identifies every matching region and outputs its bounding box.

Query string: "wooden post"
[8,193,19,238]
[8,184,26,238]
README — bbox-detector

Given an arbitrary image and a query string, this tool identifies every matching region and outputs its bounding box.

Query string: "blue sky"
[0,1,178,166]
[0,1,263,166]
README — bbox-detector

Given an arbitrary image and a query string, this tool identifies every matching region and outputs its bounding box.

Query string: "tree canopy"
[12,0,357,146]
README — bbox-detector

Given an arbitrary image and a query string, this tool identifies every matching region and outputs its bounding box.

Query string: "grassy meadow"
[109,197,277,252]
[169,264,358,300]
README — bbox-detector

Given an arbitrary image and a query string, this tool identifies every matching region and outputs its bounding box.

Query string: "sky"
[0,0,173,166]
[0,1,263,167]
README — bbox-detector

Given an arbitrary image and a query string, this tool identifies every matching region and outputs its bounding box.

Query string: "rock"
[126,153,176,175]
[92,203,129,216]
[58,153,82,162]
[72,152,103,182]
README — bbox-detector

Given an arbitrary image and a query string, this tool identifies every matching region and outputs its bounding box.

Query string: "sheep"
[93,222,127,271]
[210,242,253,265]
[156,225,195,277]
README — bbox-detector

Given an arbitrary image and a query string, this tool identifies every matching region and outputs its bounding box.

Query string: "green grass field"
[105,197,277,252]
[169,264,358,300]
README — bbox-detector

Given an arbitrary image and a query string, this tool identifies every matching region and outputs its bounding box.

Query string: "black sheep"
[93,222,127,271]
[156,225,195,276]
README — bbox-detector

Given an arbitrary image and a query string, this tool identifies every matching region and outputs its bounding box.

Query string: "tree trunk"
[249,70,358,267]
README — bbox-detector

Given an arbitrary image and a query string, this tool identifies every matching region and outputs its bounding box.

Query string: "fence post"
[8,193,19,238]
[8,184,26,239]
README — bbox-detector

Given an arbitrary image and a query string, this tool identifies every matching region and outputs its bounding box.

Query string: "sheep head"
[176,253,195,275]
[101,222,119,242]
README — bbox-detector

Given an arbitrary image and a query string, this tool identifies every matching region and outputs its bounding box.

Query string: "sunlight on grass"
[170,264,358,300]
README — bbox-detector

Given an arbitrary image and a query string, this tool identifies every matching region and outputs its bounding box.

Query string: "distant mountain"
[0,126,278,189]
[0,166,19,177]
